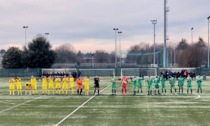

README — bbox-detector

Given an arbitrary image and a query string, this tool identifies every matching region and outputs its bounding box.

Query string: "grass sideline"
[0,77,210,126]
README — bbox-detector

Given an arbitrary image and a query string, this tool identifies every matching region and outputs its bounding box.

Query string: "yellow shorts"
[42,86,47,90]
[9,85,15,90]
[56,84,61,89]
[49,84,54,89]
[62,84,68,89]
[32,86,37,90]
[17,86,22,90]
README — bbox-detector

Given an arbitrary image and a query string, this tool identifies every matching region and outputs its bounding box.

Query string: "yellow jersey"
[9,78,15,89]
[84,78,89,90]
[31,77,37,87]
[69,77,74,88]
[16,77,22,87]
[55,77,61,88]
[42,77,47,87]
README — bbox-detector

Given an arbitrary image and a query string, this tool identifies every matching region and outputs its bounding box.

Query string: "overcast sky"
[0,0,210,53]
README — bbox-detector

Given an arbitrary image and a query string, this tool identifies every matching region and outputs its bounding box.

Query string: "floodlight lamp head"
[151,20,157,24]
[208,16,210,19]
[113,28,118,31]
[118,31,122,34]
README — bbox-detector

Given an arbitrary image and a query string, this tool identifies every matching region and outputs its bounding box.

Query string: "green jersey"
[178,77,184,87]
[186,77,192,88]
[196,77,202,88]
[147,79,153,89]
[160,77,166,88]
[153,78,159,88]
[169,77,175,85]
[112,77,117,88]
[131,78,137,89]
[137,77,144,88]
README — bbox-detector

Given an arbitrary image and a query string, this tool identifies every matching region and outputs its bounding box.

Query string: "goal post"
[121,68,158,77]
[78,69,115,77]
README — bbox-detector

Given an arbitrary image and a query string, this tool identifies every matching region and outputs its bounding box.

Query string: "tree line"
[1,35,208,68]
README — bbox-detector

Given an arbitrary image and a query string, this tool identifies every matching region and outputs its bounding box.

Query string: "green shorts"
[170,84,175,88]
[178,85,183,88]
[155,84,159,88]
[133,85,137,89]
[112,84,116,88]
[187,84,192,88]
[161,84,166,88]
[197,84,202,88]
[148,86,152,89]
[138,84,142,88]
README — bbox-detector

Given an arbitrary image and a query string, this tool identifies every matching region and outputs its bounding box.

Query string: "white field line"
[0,96,42,114]
[0,101,16,105]
[54,84,111,126]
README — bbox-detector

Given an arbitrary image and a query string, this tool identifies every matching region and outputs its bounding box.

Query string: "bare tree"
[55,43,77,63]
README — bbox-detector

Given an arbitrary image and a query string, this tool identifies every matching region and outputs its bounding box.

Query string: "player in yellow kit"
[84,76,90,95]
[55,76,61,95]
[42,76,47,95]
[62,75,69,95]
[16,77,22,96]
[48,75,54,95]
[9,77,15,96]
[69,75,75,95]
[31,76,38,95]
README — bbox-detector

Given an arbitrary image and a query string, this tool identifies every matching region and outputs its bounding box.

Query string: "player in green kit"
[186,75,192,94]
[137,76,144,95]
[160,75,166,95]
[196,75,203,95]
[146,76,153,95]
[169,76,176,95]
[178,76,184,95]
[111,76,117,95]
[131,76,137,95]
[153,76,160,95]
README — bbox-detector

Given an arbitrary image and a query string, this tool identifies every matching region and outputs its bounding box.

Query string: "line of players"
[111,75,203,96]
[8,75,100,96]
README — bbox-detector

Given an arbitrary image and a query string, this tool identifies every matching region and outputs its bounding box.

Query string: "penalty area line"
[0,96,43,114]
[54,84,111,126]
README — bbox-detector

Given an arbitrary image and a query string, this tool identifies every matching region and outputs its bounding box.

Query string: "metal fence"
[0,68,41,77]
[0,67,207,77]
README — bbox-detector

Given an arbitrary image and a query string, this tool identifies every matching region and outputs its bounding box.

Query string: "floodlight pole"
[151,20,157,65]
[208,16,210,68]
[23,26,28,46]
[113,28,119,69]
[118,31,122,68]
[191,27,194,43]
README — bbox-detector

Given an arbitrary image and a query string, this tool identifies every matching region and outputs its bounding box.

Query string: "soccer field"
[0,77,210,126]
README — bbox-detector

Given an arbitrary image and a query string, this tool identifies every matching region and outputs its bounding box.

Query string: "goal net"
[121,68,158,77]
[78,69,115,77]
[41,68,77,77]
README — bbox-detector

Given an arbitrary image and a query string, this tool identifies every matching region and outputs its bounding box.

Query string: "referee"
[94,76,100,95]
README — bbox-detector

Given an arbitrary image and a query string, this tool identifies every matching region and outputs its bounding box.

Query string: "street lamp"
[23,26,28,46]
[113,28,118,69]
[45,33,49,40]
[118,31,122,68]
[207,16,210,67]
[151,20,157,65]
[191,27,194,43]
